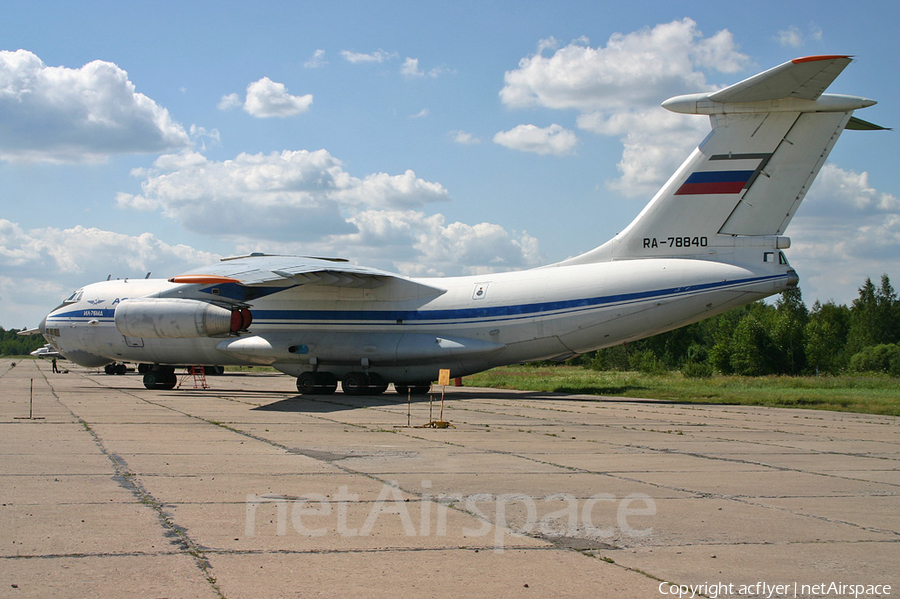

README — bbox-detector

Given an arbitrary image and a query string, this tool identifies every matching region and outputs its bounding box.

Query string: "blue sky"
[1,0,898,328]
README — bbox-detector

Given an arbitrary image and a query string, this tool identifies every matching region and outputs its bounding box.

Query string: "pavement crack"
[41,369,228,599]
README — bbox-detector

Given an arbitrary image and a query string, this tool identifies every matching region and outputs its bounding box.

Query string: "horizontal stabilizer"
[709,55,852,103]
[662,56,874,116]
[846,116,891,131]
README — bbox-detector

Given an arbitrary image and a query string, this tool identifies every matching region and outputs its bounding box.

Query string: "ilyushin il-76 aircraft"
[35,55,883,394]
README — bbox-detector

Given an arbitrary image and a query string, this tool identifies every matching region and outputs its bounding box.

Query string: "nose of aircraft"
[786,269,800,288]
[39,305,112,368]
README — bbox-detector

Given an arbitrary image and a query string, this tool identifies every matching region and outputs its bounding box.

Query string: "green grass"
[465,365,900,417]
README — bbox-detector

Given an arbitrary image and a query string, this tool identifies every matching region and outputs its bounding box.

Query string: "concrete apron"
[1,359,897,598]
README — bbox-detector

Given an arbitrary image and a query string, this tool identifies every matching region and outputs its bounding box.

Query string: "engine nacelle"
[115,298,250,339]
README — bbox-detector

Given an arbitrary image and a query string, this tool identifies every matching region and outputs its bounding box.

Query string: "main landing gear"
[295,371,431,396]
[142,367,177,390]
[295,372,338,395]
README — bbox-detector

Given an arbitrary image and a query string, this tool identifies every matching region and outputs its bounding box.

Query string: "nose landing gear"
[103,363,128,375]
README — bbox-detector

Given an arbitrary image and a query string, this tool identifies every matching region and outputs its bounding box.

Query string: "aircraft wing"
[708,55,853,103]
[166,254,445,294]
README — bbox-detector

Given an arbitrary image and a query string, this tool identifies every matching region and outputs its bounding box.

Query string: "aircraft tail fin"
[562,55,881,265]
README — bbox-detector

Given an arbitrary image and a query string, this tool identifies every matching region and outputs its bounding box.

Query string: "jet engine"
[114,298,251,339]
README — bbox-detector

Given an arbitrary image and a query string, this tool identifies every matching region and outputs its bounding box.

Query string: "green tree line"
[575,274,900,377]
[0,327,46,357]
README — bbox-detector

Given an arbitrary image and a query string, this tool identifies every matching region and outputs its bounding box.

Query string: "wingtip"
[791,54,852,64]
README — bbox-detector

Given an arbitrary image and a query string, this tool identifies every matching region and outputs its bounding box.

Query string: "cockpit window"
[63,289,83,304]
[779,251,789,265]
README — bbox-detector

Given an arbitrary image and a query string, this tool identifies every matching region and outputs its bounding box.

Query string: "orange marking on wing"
[791,55,850,64]
[168,275,241,284]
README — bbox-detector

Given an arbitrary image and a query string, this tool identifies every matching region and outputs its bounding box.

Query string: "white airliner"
[30,343,63,359]
[37,56,882,393]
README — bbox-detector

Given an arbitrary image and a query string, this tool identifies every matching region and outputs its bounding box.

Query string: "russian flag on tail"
[675,170,754,195]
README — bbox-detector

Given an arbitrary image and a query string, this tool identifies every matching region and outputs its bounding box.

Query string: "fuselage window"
[63,289,83,304]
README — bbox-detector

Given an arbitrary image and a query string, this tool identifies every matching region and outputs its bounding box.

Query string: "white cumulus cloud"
[493,124,578,156]
[235,209,543,277]
[0,49,190,163]
[401,57,450,79]
[500,19,749,191]
[776,25,824,48]
[500,19,748,112]
[578,108,708,197]
[244,77,313,118]
[304,49,328,69]
[221,77,313,118]
[779,164,900,304]
[777,26,804,48]
[116,149,451,241]
[218,93,242,110]
[451,131,481,145]
[113,147,543,280]
[340,49,397,64]
[0,219,218,326]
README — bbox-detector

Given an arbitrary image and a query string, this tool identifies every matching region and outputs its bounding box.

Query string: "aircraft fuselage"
[43,254,793,383]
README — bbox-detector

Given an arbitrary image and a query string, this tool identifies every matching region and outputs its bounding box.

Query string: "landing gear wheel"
[104,363,116,375]
[160,371,177,390]
[366,373,389,395]
[342,372,369,396]
[296,372,318,394]
[143,371,160,389]
[394,384,409,395]
[297,372,339,395]
[143,368,177,390]
[318,372,338,395]
[115,363,127,375]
